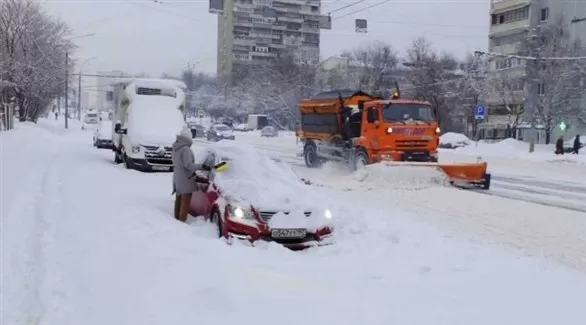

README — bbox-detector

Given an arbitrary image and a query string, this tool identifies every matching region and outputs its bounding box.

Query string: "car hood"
[218,130,233,136]
[218,177,328,212]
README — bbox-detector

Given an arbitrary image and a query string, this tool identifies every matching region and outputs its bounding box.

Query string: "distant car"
[260,126,278,137]
[207,124,235,141]
[188,122,206,138]
[82,112,99,130]
[188,142,334,249]
[93,120,113,149]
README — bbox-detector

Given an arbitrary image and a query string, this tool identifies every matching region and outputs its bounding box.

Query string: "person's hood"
[173,129,193,151]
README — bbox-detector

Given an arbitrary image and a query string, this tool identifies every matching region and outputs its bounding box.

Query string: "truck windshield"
[382,104,434,123]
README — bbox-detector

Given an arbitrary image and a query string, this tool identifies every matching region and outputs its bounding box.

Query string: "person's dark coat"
[172,128,204,195]
[573,135,581,152]
[555,137,564,154]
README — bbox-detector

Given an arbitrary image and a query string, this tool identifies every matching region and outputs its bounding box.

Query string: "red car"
[188,142,334,249]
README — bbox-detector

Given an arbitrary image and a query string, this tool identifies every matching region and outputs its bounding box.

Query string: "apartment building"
[216,0,324,82]
[486,0,586,141]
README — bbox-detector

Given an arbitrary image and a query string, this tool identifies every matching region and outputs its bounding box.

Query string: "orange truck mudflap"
[382,161,491,190]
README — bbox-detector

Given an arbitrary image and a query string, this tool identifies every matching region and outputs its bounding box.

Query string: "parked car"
[93,120,114,149]
[188,122,206,138]
[188,142,334,249]
[260,126,278,137]
[206,124,235,141]
[82,112,99,130]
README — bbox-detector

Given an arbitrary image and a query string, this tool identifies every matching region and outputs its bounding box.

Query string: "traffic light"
[559,121,567,131]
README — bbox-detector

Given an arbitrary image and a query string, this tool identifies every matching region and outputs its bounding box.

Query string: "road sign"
[475,104,486,120]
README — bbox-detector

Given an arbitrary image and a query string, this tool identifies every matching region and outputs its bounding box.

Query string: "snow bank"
[445,137,586,165]
[351,163,449,190]
[439,132,471,148]
[126,96,185,145]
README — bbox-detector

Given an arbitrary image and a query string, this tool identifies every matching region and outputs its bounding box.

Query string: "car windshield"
[215,125,229,131]
[382,104,434,122]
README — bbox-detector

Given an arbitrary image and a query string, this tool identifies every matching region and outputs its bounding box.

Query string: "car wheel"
[211,209,223,238]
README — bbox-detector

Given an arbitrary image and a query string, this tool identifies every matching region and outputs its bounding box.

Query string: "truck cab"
[356,97,440,163]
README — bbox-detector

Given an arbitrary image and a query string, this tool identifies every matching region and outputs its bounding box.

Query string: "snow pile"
[446,137,586,164]
[351,163,449,190]
[439,132,471,148]
[126,96,185,145]
[203,141,335,215]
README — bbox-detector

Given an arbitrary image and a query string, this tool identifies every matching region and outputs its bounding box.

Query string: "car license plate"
[422,135,432,140]
[152,165,170,171]
[271,228,307,239]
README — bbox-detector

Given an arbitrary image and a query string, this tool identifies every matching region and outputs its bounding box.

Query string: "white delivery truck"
[246,114,269,130]
[111,78,187,172]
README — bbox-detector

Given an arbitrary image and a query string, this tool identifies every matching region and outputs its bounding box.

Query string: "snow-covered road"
[227,133,586,271]
[3,121,586,325]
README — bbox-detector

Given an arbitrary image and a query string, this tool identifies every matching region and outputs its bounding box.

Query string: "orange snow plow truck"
[295,89,491,189]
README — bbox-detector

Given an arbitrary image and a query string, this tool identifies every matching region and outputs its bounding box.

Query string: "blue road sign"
[475,104,486,119]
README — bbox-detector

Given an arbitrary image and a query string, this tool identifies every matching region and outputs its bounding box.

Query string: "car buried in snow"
[188,142,334,249]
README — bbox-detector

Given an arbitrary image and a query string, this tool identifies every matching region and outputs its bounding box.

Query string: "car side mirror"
[367,107,378,123]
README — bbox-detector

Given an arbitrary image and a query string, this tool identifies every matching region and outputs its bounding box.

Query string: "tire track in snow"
[6,141,62,325]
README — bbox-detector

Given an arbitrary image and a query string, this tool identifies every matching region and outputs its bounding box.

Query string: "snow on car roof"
[207,142,326,210]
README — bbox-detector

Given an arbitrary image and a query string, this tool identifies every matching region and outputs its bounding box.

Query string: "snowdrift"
[350,163,450,191]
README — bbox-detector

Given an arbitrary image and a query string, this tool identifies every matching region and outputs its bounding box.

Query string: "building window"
[540,7,549,21]
[538,83,545,95]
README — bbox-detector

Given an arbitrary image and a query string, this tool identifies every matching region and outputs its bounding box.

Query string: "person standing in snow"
[572,135,581,154]
[171,127,210,222]
[555,136,564,155]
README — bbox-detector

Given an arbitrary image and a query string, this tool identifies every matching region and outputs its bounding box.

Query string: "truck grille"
[258,210,312,222]
[144,147,172,165]
[395,140,429,149]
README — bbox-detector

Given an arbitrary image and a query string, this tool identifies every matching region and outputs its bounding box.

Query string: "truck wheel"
[304,144,320,168]
[353,151,369,170]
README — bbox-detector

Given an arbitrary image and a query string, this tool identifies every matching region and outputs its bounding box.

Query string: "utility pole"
[65,52,69,129]
[78,72,82,120]
[525,2,542,153]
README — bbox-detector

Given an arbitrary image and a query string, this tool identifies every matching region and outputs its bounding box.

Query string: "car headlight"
[324,208,332,219]
[435,127,441,134]
[131,145,140,153]
[228,205,254,220]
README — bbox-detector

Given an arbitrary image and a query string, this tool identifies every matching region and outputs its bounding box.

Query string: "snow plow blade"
[383,161,491,190]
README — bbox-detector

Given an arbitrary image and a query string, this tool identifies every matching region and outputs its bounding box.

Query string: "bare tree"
[403,36,462,130]
[339,41,398,96]
[0,0,74,123]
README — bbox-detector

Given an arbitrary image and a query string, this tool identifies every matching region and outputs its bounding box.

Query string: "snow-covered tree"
[0,0,74,122]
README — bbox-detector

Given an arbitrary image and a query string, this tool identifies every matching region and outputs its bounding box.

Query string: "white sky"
[43,0,490,78]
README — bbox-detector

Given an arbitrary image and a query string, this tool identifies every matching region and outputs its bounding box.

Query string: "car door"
[189,151,216,216]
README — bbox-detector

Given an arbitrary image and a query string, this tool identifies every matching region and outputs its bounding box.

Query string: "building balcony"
[489,43,520,55]
[300,26,319,34]
[278,16,304,23]
[490,0,531,13]
[274,0,307,5]
[234,20,253,28]
[489,19,530,37]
